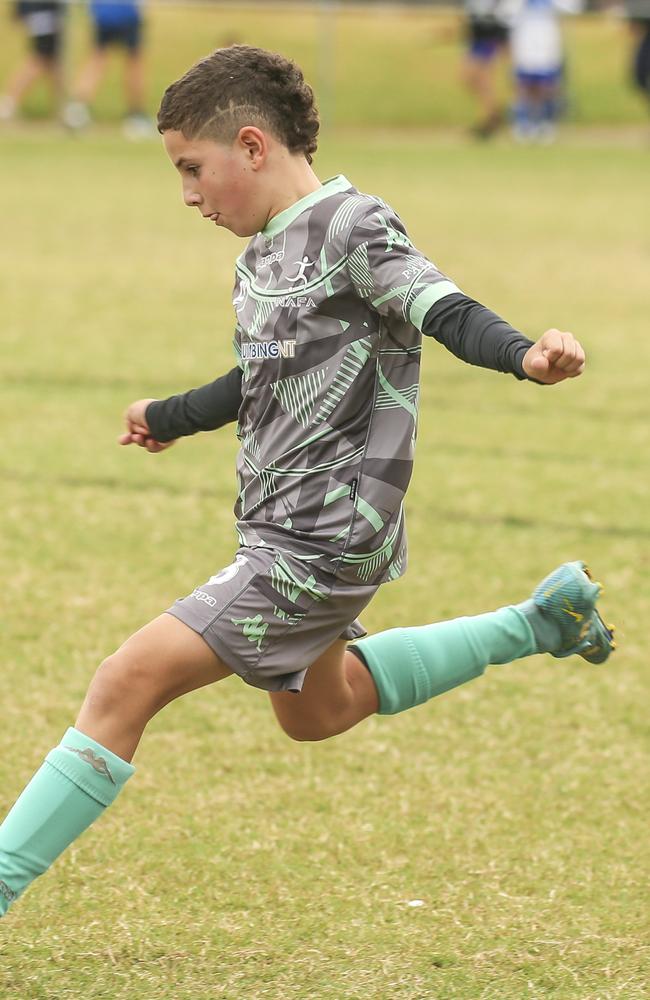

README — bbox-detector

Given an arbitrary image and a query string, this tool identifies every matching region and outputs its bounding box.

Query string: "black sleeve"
[421,293,535,380]
[145,366,243,443]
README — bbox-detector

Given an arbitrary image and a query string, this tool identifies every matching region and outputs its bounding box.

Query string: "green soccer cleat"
[518,560,616,663]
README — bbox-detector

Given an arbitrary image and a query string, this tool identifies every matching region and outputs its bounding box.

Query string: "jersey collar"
[261,175,353,239]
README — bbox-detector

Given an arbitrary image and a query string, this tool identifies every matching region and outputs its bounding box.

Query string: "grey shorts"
[167,546,378,693]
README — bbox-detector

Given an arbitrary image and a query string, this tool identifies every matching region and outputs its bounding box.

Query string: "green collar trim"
[261,175,352,238]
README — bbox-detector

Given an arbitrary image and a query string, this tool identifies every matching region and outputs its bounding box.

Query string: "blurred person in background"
[63,0,153,138]
[0,0,64,121]
[510,0,581,142]
[461,0,512,138]
[625,0,650,111]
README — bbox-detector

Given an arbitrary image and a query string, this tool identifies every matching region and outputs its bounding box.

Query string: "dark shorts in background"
[467,19,509,61]
[515,67,562,87]
[167,546,378,693]
[95,19,142,52]
[23,9,62,59]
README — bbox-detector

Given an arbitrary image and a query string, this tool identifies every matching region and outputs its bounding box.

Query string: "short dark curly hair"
[157,45,319,163]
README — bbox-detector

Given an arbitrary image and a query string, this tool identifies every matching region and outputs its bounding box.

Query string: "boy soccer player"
[0,45,615,918]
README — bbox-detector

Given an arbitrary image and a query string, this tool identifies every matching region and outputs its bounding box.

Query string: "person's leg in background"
[0,12,63,121]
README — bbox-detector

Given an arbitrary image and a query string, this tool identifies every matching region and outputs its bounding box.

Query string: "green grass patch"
[0,132,649,997]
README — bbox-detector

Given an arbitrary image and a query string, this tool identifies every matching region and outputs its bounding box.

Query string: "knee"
[87,650,158,717]
[276,713,336,743]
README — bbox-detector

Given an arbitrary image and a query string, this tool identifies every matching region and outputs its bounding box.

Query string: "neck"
[265,151,322,224]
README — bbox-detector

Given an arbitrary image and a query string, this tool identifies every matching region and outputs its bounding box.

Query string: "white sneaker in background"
[0,95,16,122]
[536,122,558,145]
[62,101,91,131]
[122,112,155,141]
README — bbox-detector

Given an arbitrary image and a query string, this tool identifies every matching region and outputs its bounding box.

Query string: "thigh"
[76,613,233,760]
[113,612,233,701]
[85,613,233,714]
[268,639,379,741]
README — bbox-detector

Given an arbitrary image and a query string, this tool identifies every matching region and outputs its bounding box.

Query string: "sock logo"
[64,746,116,784]
[0,879,17,902]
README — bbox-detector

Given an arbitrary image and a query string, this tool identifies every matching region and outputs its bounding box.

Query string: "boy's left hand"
[522,329,585,384]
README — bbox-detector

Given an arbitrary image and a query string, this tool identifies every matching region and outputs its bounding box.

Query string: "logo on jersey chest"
[273,295,316,309]
[260,250,285,266]
[241,340,297,360]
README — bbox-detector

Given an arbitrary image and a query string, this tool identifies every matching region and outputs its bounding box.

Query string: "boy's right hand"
[118,398,176,453]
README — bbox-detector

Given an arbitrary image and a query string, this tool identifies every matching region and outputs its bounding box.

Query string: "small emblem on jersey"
[402,261,431,281]
[242,340,297,360]
[286,256,316,287]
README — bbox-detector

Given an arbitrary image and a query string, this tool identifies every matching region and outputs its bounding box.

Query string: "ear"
[237,126,267,170]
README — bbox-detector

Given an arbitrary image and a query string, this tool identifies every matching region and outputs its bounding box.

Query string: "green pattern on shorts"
[269,555,327,604]
[231,614,268,651]
[273,606,306,625]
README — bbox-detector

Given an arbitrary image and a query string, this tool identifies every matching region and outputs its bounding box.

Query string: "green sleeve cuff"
[409,281,461,331]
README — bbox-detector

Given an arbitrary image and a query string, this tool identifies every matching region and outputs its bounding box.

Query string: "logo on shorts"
[191,589,217,607]
[192,555,249,607]
[207,554,248,586]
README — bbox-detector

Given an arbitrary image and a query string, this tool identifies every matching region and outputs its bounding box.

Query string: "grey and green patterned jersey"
[232,175,460,585]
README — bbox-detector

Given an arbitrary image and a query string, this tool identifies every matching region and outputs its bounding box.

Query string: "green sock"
[355,605,537,715]
[0,727,134,917]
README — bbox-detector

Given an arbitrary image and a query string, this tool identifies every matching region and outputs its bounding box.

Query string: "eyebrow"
[174,156,195,169]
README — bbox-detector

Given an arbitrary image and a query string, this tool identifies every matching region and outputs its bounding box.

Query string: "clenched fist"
[118,398,176,453]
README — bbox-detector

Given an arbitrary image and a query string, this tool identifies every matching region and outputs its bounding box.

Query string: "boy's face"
[163,129,268,238]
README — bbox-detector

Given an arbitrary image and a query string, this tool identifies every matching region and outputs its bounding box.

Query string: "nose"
[183,183,201,208]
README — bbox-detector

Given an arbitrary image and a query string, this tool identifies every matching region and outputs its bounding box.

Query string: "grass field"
[1,119,649,999]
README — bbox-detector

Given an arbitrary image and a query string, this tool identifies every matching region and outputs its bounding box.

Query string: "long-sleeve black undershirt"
[146,364,243,443]
[424,293,533,378]
[145,295,535,442]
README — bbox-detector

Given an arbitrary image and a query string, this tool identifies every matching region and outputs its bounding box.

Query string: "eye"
[186,165,200,178]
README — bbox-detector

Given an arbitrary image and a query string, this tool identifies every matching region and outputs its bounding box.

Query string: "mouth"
[202,212,220,224]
